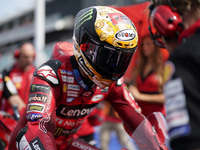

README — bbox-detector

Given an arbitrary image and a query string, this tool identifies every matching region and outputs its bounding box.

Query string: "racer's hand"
[152,127,168,150]
[132,119,169,150]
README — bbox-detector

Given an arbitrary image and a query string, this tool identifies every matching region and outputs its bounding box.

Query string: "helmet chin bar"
[76,49,114,89]
[79,61,114,89]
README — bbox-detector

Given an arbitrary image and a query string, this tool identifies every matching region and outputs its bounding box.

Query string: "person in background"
[100,101,136,150]
[75,104,104,146]
[0,73,25,116]
[149,0,200,149]
[2,42,36,115]
[0,74,25,150]
[129,35,166,117]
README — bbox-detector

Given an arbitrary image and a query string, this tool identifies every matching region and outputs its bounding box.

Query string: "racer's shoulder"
[34,56,73,86]
[33,59,63,86]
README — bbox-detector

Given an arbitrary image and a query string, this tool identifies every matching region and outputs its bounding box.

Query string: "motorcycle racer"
[9,6,165,150]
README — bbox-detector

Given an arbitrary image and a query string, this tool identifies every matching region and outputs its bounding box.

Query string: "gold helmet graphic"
[73,6,138,88]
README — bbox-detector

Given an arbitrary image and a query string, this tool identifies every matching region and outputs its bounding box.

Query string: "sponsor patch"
[28,93,48,103]
[67,97,74,103]
[29,137,45,150]
[91,94,104,102]
[54,127,63,137]
[30,84,50,94]
[61,75,74,83]
[73,69,89,90]
[71,140,97,150]
[54,127,78,137]
[68,84,80,91]
[56,104,96,119]
[63,83,67,93]
[27,103,45,113]
[18,136,31,150]
[37,65,58,84]
[60,70,73,75]
[115,29,136,41]
[67,91,79,97]
[26,113,42,122]
[56,117,85,127]
[62,128,79,137]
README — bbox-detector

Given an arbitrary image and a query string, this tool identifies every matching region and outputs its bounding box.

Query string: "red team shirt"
[135,71,166,117]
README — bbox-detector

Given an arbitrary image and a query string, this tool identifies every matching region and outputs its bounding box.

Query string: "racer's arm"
[106,78,167,149]
[14,60,62,150]
[15,77,59,150]
[8,108,28,150]
[106,78,144,134]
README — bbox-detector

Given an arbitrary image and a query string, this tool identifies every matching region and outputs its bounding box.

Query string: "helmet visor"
[79,28,137,80]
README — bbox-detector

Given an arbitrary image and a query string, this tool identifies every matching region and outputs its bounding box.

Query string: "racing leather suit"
[12,55,145,150]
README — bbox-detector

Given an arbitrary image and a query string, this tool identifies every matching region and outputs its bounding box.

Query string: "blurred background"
[0,0,148,70]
